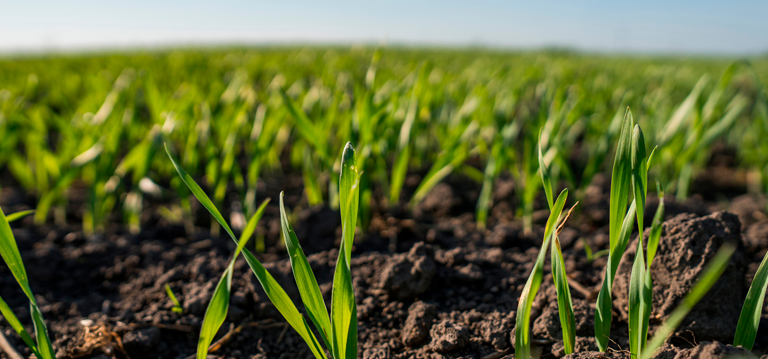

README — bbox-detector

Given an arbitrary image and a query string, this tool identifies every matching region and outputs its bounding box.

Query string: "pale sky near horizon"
[1,0,766,55]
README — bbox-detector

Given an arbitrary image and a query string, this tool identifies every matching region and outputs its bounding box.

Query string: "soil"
[1,164,768,359]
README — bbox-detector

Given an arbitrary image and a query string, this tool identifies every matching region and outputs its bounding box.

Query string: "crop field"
[0,47,767,359]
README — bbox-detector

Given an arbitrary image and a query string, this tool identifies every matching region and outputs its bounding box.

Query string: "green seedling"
[627,123,658,359]
[595,108,635,351]
[0,208,55,359]
[165,284,183,314]
[539,133,578,355]
[515,188,568,359]
[166,141,360,359]
[733,246,768,350]
[582,238,608,263]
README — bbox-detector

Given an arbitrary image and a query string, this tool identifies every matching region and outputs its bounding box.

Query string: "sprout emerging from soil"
[0,209,55,359]
[166,142,360,359]
[515,134,577,358]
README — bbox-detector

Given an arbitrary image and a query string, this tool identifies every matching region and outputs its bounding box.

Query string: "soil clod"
[615,211,747,344]
[429,321,470,353]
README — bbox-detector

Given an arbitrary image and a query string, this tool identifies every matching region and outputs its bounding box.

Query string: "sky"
[1,0,767,55]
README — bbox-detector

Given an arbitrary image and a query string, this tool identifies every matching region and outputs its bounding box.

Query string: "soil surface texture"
[1,169,768,359]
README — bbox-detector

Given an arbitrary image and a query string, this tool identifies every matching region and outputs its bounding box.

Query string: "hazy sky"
[1,0,766,54]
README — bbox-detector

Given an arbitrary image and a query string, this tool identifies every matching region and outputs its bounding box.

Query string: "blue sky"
[1,0,766,54]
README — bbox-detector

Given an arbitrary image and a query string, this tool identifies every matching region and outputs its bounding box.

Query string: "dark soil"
[1,168,768,359]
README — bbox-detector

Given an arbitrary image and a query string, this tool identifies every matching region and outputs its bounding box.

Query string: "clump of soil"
[378,242,437,300]
[674,341,757,359]
[562,342,758,359]
[401,301,437,347]
[614,211,747,344]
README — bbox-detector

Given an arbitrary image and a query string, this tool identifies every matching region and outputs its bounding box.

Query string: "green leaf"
[6,210,35,223]
[0,205,54,359]
[196,199,269,359]
[631,124,648,231]
[551,233,576,354]
[477,140,503,230]
[641,244,736,359]
[733,248,768,350]
[339,142,361,262]
[197,267,233,359]
[0,295,41,358]
[515,189,567,359]
[539,134,554,209]
[389,145,411,205]
[165,143,238,242]
[279,192,333,349]
[302,145,324,205]
[595,108,635,352]
[165,284,183,314]
[410,146,469,207]
[280,89,329,163]
[628,240,648,358]
[331,247,357,359]
[333,142,360,359]
[658,75,708,145]
[166,145,327,359]
[241,249,328,359]
[30,303,54,359]
[646,190,665,269]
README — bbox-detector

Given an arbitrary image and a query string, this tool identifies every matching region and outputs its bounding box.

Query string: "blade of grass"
[0,206,54,359]
[165,284,183,314]
[539,133,554,209]
[279,192,333,348]
[733,247,768,350]
[646,187,665,270]
[628,241,648,358]
[339,142,360,262]
[196,199,269,359]
[331,229,357,359]
[595,108,635,351]
[333,142,361,359]
[551,222,576,354]
[515,189,568,359]
[6,210,34,223]
[629,122,651,359]
[631,125,648,231]
[640,244,736,359]
[0,295,41,358]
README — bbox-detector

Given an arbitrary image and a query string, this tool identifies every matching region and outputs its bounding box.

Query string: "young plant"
[540,136,577,355]
[627,124,659,359]
[640,243,736,359]
[628,188,664,359]
[0,209,55,359]
[165,284,183,314]
[166,141,360,359]
[515,188,568,359]
[594,108,636,351]
[733,245,768,350]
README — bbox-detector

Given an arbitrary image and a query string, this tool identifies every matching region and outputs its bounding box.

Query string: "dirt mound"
[614,211,747,344]
[378,242,437,300]
[673,341,756,359]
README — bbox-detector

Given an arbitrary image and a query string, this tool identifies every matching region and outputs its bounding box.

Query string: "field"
[0,47,767,359]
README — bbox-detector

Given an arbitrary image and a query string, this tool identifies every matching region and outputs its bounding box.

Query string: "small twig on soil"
[184,318,286,359]
[480,347,512,359]
[0,331,24,359]
[153,323,194,332]
[209,323,239,353]
[567,277,596,300]
[276,323,289,344]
